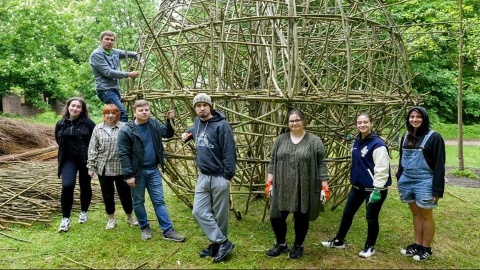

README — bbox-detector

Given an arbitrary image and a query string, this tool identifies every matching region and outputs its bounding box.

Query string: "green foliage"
[0,0,80,103]
[450,168,479,179]
[0,0,156,112]
[387,0,480,124]
[32,111,61,125]
[1,0,479,124]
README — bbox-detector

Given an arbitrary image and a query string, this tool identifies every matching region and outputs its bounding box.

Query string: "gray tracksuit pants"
[192,173,230,244]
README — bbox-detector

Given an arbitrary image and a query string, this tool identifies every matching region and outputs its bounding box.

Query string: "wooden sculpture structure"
[123,0,417,219]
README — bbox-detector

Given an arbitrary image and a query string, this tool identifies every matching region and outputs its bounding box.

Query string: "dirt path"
[444,139,480,146]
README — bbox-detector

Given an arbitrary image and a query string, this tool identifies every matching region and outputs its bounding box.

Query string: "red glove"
[321,185,330,202]
[265,180,273,197]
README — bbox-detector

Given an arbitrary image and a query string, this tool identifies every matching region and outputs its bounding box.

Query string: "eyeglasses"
[288,119,302,124]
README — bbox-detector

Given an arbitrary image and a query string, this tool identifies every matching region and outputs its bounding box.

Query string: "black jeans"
[336,186,388,247]
[60,160,92,218]
[98,174,133,215]
[270,211,310,246]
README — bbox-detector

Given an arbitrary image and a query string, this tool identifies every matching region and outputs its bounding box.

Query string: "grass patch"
[391,145,479,170]
[445,145,479,169]
[432,123,480,140]
[1,182,479,268]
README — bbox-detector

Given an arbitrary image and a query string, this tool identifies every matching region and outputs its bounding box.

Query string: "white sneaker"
[126,216,139,226]
[321,237,345,249]
[359,246,375,258]
[78,211,88,224]
[58,218,71,233]
[106,218,116,229]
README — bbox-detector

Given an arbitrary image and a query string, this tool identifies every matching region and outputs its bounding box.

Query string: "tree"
[0,0,157,112]
[0,0,81,107]
[387,0,480,124]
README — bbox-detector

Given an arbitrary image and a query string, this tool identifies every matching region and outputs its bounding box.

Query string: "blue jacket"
[187,110,236,180]
[89,45,138,91]
[117,118,174,179]
[350,132,391,188]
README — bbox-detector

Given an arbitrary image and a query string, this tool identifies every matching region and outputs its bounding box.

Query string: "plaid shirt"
[87,121,124,176]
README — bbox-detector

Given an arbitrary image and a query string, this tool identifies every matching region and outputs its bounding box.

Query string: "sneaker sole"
[163,236,186,242]
[321,243,345,249]
[413,254,431,261]
[199,251,216,258]
[288,253,303,259]
[359,250,375,258]
[400,251,415,257]
[266,247,289,257]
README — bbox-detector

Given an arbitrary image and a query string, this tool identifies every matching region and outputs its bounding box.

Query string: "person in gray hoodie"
[89,30,141,122]
[181,93,236,263]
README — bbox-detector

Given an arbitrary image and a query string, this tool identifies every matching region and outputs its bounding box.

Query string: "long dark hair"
[61,97,89,119]
[405,107,429,147]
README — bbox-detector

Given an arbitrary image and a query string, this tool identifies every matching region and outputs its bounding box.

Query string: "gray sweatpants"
[192,173,230,244]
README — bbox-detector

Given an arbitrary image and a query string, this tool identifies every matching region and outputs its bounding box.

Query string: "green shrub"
[450,168,479,179]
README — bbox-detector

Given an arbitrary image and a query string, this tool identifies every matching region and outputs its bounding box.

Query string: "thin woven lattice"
[124,0,417,218]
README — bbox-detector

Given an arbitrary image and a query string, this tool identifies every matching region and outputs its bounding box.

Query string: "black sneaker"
[266,243,288,257]
[199,243,219,258]
[413,247,432,261]
[321,237,345,249]
[400,243,422,257]
[213,240,235,263]
[288,244,304,259]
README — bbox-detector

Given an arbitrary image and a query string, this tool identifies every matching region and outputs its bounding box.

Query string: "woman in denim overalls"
[396,107,445,261]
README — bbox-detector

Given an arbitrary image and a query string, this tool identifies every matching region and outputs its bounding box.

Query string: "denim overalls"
[397,130,438,209]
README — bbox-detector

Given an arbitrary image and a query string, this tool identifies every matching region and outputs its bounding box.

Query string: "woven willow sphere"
[126,0,417,216]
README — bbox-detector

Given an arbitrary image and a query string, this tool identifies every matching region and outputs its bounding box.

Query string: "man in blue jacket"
[181,93,237,263]
[118,99,185,242]
[90,30,141,122]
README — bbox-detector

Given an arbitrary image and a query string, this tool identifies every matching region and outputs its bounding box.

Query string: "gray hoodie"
[89,45,138,91]
[187,110,237,180]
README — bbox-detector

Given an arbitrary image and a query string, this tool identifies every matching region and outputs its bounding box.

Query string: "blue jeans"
[131,167,173,234]
[96,89,128,122]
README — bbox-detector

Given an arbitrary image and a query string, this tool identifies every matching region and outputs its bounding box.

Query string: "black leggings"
[60,160,92,218]
[98,174,133,215]
[336,187,388,247]
[270,211,310,246]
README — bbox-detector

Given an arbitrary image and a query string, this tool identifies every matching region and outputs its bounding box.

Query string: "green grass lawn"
[1,181,479,269]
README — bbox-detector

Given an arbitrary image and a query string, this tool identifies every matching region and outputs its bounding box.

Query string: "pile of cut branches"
[0,161,101,228]
[0,117,56,156]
